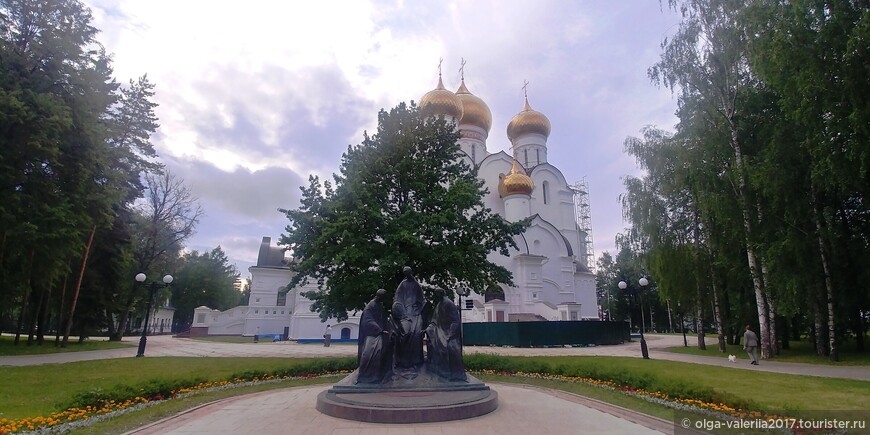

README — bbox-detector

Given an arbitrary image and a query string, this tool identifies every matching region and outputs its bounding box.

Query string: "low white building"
[192,237,359,340]
[192,72,598,340]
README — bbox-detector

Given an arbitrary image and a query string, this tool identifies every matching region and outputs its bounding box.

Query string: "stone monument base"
[316,369,498,423]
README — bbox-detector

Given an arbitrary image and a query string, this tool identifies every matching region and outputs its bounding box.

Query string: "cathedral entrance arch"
[341,327,351,340]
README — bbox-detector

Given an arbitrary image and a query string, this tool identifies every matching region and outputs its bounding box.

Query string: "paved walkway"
[127,383,672,435]
[2,334,867,381]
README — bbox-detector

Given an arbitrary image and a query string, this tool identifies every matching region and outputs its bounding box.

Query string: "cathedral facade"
[418,73,597,323]
[191,73,597,340]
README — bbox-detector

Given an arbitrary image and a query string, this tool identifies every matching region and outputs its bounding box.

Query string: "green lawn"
[0,357,337,420]
[476,355,870,412]
[2,355,868,425]
[665,338,870,365]
[0,335,133,356]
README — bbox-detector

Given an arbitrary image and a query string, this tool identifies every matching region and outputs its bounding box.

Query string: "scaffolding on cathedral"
[570,178,595,271]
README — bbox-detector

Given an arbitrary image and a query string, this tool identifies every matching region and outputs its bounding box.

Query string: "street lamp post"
[619,277,650,360]
[638,277,650,359]
[456,288,467,348]
[134,273,173,357]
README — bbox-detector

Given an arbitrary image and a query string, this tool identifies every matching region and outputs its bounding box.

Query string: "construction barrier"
[462,320,629,347]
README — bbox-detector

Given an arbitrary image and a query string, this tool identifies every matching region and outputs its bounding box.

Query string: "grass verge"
[464,354,870,412]
[0,335,132,356]
[0,357,354,420]
[664,339,870,366]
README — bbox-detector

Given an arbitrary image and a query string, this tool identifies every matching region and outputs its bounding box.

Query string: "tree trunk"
[112,299,134,341]
[727,121,771,359]
[55,269,69,347]
[105,307,116,339]
[855,306,865,352]
[705,236,726,353]
[712,280,726,353]
[760,257,778,356]
[696,302,706,350]
[37,284,51,345]
[767,292,779,356]
[780,316,790,350]
[666,299,674,333]
[13,250,35,345]
[26,286,45,345]
[649,303,654,332]
[62,225,96,348]
[810,190,838,362]
[14,286,29,345]
[692,208,706,350]
[813,304,828,357]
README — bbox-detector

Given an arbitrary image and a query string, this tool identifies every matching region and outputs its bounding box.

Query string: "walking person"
[743,325,759,365]
[324,324,332,347]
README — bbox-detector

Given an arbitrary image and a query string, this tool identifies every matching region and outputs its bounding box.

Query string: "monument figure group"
[317,266,496,424]
[356,266,466,384]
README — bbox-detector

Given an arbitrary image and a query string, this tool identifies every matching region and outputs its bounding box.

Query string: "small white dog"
[728,354,737,363]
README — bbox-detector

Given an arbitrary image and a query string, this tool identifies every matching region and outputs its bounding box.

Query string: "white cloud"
[86,0,683,270]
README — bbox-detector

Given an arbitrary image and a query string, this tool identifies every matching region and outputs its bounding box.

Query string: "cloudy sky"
[86,0,681,277]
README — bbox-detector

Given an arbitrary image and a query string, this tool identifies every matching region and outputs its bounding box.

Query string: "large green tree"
[746,0,870,359]
[170,247,240,331]
[619,0,870,362]
[280,102,527,321]
[1,0,126,342]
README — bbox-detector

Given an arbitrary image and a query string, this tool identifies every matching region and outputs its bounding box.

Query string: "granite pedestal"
[316,367,498,423]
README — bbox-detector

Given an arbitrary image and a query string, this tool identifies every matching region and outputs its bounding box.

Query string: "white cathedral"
[192,72,598,341]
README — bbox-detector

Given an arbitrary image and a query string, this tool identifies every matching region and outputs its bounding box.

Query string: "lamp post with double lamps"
[619,277,650,360]
[134,273,173,357]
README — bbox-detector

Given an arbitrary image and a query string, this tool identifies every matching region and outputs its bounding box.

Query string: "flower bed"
[474,369,764,421]
[0,371,350,434]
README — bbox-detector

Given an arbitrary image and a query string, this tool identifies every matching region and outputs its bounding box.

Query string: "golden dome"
[455,80,492,133]
[499,159,534,197]
[419,76,463,120]
[507,96,551,141]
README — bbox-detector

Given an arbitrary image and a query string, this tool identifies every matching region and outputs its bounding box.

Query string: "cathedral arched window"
[535,148,540,165]
[471,144,476,162]
[524,149,528,167]
[542,181,550,204]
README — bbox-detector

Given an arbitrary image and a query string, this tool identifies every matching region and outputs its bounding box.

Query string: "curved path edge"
[125,382,674,435]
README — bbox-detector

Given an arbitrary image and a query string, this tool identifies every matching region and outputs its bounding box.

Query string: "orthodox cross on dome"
[522,80,532,110]
[438,57,443,78]
[459,57,466,81]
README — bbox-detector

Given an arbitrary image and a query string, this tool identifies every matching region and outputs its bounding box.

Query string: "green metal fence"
[461,321,629,347]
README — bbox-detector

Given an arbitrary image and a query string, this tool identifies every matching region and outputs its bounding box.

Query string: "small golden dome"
[419,76,463,120]
[507,96,551,141]
[499,159,534,197]
[455,80,492,133]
